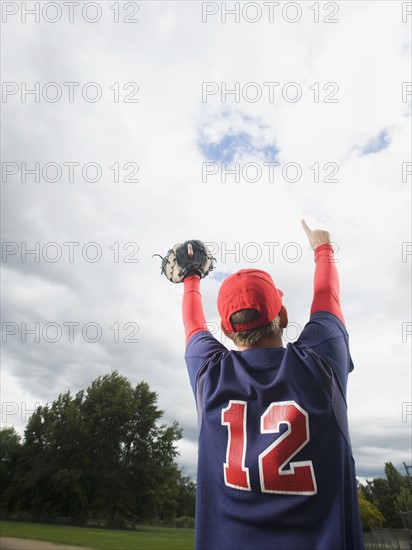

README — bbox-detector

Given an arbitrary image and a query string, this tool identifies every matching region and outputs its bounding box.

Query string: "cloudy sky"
[1,1,411,483]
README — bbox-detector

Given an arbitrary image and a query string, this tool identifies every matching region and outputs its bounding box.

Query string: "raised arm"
[301,219,346,326]
[182,275,208,344]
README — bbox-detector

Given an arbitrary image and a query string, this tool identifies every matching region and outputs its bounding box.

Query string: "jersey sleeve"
[185,331,228,394]
[295,311,354,402]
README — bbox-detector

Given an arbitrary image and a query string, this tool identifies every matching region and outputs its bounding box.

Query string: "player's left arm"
[183,274,228,394]
[182,274,209,343]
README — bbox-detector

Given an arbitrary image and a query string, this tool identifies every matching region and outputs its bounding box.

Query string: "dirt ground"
[0,538,94,550]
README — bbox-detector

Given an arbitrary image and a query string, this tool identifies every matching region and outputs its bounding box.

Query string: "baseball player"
[159,219,364,549]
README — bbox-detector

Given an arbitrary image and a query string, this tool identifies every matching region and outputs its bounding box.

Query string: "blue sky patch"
[360,129,391,155]
[211,271,233,282]
[199,132,279,163]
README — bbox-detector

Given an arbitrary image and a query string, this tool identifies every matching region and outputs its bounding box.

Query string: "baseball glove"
[153,240,215,283]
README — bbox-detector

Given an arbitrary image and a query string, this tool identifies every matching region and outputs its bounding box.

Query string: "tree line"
[0,372,195,528]
[358,462,412,531]
[1,371,410,532]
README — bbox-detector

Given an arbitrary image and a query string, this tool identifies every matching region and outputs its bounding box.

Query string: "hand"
[301,219,331,249]
[155,240,214,283]
[184,243,202,279]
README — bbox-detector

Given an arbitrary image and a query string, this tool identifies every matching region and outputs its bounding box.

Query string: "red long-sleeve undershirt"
[182,243,345,344]
[311,243,345,326]
[182,276,206,344]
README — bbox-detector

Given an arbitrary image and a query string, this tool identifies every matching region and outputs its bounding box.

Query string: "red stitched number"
[222,400,317,495]
[222,401,251,490]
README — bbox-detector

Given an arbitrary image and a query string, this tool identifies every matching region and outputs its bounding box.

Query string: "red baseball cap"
[217,269,283,332]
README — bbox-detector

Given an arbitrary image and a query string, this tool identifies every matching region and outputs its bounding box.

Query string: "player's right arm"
[301,219,345,326]
[298,219,354,381]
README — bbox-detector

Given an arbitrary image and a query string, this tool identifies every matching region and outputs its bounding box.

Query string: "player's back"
[185,311,365,550]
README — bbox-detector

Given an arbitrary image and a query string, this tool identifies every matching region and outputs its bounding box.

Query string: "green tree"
[120,380,182,523]
[385,462,404,495]
[358,490,384,531]
[5,372,184,525]
[395,486,412,514]
[0,426,22,511]
[359,462,412,528]
[176,473,196,518]
[9,394,89,518]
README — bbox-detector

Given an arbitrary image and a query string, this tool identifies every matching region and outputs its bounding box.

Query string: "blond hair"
[225,309,282,347]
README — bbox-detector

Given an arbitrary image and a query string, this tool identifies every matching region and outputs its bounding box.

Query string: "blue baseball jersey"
[185,311,365,550]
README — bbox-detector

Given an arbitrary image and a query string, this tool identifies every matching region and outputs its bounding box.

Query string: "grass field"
[0,521,194,550]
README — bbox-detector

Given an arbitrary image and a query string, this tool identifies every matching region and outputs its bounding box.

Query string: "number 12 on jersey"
[222,400,317,495]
